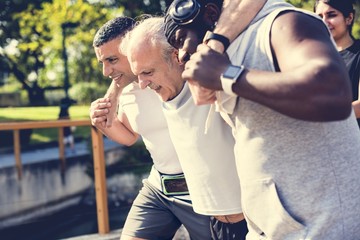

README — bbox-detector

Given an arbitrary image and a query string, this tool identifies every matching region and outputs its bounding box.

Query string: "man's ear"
[172,49,182,65]
[203,3,221,27]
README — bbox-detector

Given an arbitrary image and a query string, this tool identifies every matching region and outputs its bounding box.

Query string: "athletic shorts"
[210,217,248,240]
[121,179,211,240]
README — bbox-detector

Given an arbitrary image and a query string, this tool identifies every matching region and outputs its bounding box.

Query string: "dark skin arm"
[182,11,352,121]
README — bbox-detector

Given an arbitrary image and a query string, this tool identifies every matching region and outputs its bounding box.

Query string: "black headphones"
[168,0,202,25]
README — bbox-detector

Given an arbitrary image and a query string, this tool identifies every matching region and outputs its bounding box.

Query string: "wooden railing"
[0,120,110,234]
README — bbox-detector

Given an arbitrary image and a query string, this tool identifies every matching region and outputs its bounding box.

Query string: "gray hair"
[123,16,175,65]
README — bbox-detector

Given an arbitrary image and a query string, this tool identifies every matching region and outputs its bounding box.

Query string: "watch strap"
[220,65,245,96]
[220,75,238,97]
[203,31,230,51]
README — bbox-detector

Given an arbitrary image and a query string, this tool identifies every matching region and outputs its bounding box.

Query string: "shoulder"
[271,9,329,39]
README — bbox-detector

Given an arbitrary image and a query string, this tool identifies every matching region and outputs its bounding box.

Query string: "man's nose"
[103,64,112,77]
[178,49,191,64]
[138,78,151,89]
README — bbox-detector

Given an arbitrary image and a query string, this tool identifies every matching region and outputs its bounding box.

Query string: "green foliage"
[2,0,360,106]
[1,0,123,105]
[286,0,315,10]
[69,82,108,104]
[0,105,89,122]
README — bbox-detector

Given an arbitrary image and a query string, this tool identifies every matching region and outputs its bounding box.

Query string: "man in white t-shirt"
[90,17,211,240]
[124,16,246,239]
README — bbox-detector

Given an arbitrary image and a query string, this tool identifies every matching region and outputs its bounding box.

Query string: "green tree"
[101,0,172,17]
[0,0,172,106]
[1,0,123,106]
[0,0,52,104]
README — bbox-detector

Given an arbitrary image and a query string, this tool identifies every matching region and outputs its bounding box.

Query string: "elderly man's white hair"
[121,16,175,65]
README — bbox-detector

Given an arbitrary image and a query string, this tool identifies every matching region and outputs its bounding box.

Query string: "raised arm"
[89,84,138,146]
[103,80,121,127]
[189,0,267,105]
[207,0,267,53]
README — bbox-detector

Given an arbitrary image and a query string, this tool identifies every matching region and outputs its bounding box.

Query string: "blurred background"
[0,0,359,239]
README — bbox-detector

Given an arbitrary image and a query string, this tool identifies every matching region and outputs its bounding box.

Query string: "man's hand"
[182,44,230,103]
[188,80,217,105]
[89,98,112,129]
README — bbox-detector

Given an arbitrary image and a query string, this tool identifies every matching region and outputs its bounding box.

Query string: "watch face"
[223,65,243,78]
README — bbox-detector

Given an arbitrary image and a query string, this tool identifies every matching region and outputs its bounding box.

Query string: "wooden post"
[91,126,109,234]
[58,127,66,170]
[13,130,22,179]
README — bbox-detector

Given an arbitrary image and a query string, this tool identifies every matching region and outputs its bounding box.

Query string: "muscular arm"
[190,0,267,105]
[183,12,352,121]
[207,0,267,53]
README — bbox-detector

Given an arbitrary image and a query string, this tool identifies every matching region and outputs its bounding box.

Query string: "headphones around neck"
[168,0,201,25]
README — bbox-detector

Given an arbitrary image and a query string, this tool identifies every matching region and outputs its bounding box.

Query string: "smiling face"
[94,37,136,88]
[315,2,353,44]
[128,39,184,102]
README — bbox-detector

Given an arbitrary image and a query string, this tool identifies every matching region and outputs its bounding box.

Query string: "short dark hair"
[93,16,135,47]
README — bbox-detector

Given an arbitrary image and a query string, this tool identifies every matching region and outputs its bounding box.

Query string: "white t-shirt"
[119,83,183,191]
[162,82,242,215]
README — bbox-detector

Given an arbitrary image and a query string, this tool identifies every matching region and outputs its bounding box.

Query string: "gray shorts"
[121,179,211,240]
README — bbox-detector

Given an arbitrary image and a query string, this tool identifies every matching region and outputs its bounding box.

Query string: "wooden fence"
[0,120,110,234]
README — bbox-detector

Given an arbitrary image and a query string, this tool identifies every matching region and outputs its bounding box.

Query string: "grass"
[0,105,91,144]
[0,105,90,122]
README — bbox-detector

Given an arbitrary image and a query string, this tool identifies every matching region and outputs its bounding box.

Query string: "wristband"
[203,31,230,51]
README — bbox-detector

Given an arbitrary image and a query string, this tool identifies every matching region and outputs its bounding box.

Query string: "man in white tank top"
[181,0,360,239]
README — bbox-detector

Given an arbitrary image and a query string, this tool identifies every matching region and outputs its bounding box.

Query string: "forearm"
[233,62,352,122]
[104,81,123,127]
[105,80,121,98]
[100,116,138,146]
[102,83,139,145]
[208,0,267,53]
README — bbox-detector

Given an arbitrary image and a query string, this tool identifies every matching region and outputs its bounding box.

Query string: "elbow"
[122,135,139,147]
[315,93,352,122]
[322,104,351,121]
[313,61,352,121]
